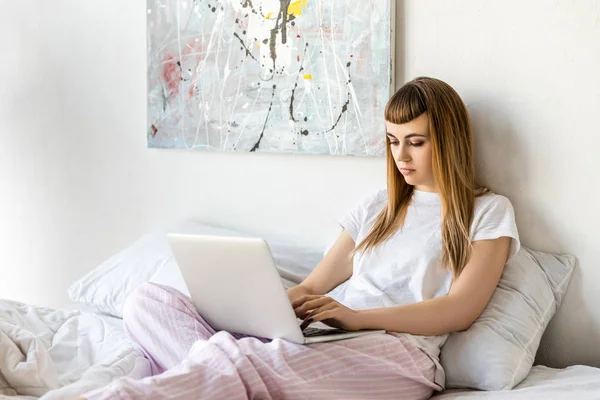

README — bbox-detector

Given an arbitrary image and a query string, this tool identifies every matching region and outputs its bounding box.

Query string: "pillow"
[68,220,321,318]
[440,246,576,391]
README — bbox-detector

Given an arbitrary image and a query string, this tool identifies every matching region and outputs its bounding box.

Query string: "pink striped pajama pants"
[83,283,440,400]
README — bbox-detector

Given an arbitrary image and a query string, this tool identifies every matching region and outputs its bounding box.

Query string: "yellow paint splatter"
[265,12,272,19]
[303,74,313,80]
[288,0,307,17]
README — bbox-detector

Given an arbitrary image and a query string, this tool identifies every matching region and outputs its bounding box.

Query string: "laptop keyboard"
[302,326,347,337]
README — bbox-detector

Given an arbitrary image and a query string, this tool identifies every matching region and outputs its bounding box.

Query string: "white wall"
[0,0,599,368]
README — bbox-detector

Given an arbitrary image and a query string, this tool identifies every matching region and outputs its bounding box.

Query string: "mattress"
[431,365,600,399]
[0,299,149,399]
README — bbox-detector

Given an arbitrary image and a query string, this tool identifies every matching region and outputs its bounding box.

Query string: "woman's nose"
[396,144,411,162]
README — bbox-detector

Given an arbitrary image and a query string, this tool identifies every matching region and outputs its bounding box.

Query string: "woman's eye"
[390,141,399,146]
[409,142,424,147]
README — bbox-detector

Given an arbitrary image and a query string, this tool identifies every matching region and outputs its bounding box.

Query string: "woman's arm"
[356,237,511,335]
[287,230,355,303]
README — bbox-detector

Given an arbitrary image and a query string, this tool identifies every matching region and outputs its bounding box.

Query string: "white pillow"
[68,220,321,318]
[440,246,576,391]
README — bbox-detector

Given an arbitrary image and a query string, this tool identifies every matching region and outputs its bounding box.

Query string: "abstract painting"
[147,0,394,156]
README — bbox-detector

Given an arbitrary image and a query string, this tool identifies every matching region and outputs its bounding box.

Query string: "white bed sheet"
[432,365,600,399]
[0,299,149,400]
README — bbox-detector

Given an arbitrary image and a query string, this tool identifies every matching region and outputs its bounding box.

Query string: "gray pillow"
[440,246,576,390]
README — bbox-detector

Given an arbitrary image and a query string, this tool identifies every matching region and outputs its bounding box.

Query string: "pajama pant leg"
[119,282,264,375]
[83,283,440,400]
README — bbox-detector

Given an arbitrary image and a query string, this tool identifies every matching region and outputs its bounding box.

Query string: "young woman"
[81,77,520,400]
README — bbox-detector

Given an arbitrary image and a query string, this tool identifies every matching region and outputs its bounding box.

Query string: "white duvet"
[0,299,150,399]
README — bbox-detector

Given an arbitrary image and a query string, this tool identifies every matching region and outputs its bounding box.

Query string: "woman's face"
[386,112,437,192]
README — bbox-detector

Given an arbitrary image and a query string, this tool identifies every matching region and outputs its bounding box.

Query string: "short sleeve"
[471,195,521,263]
[338,190,386,242]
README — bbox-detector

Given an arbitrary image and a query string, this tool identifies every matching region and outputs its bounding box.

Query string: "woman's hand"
[291,295,363,331]
[286,284,313,305]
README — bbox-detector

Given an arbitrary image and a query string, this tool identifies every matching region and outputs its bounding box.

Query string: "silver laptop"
[167,233,385,344]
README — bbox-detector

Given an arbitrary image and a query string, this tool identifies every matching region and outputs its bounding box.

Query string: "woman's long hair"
[354,77,487,278]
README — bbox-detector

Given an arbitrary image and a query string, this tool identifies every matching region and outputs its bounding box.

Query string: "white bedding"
[432,365,600,399]
[0,299,149,399]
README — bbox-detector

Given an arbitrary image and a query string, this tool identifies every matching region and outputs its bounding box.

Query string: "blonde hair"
[354,77,488,278]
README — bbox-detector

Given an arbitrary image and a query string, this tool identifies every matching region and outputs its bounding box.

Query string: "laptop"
[167,233,386,344]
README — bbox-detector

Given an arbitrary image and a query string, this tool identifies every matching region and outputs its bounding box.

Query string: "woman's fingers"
[291,295,322,309]
[310,306,361,331]
[294,297,333,318]
[312,302,338,314]
[300,301,338,330]
[292,295,324,319]
[299,303,340,329]
[310,308,338,321]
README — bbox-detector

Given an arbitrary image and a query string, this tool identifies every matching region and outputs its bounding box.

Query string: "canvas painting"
[147,0,394,156]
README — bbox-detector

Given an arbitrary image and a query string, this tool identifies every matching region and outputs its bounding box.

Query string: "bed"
[4,299,600,399]
[2,221,599,399]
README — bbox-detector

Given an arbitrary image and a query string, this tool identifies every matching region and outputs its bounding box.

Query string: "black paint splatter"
[266,0,292,78]
[323,98,350,134]
[239,0,301,80]
[233,32,258,61]
[300,60,354,137]
[250,85,277,152]
[288,43,308,122]
[242,0,258,15]
[279,0,291,45]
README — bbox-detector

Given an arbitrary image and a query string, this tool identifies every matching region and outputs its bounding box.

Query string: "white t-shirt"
[326,189,520,387]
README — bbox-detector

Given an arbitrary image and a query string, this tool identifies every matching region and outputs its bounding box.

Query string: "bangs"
[384,84,427,124]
